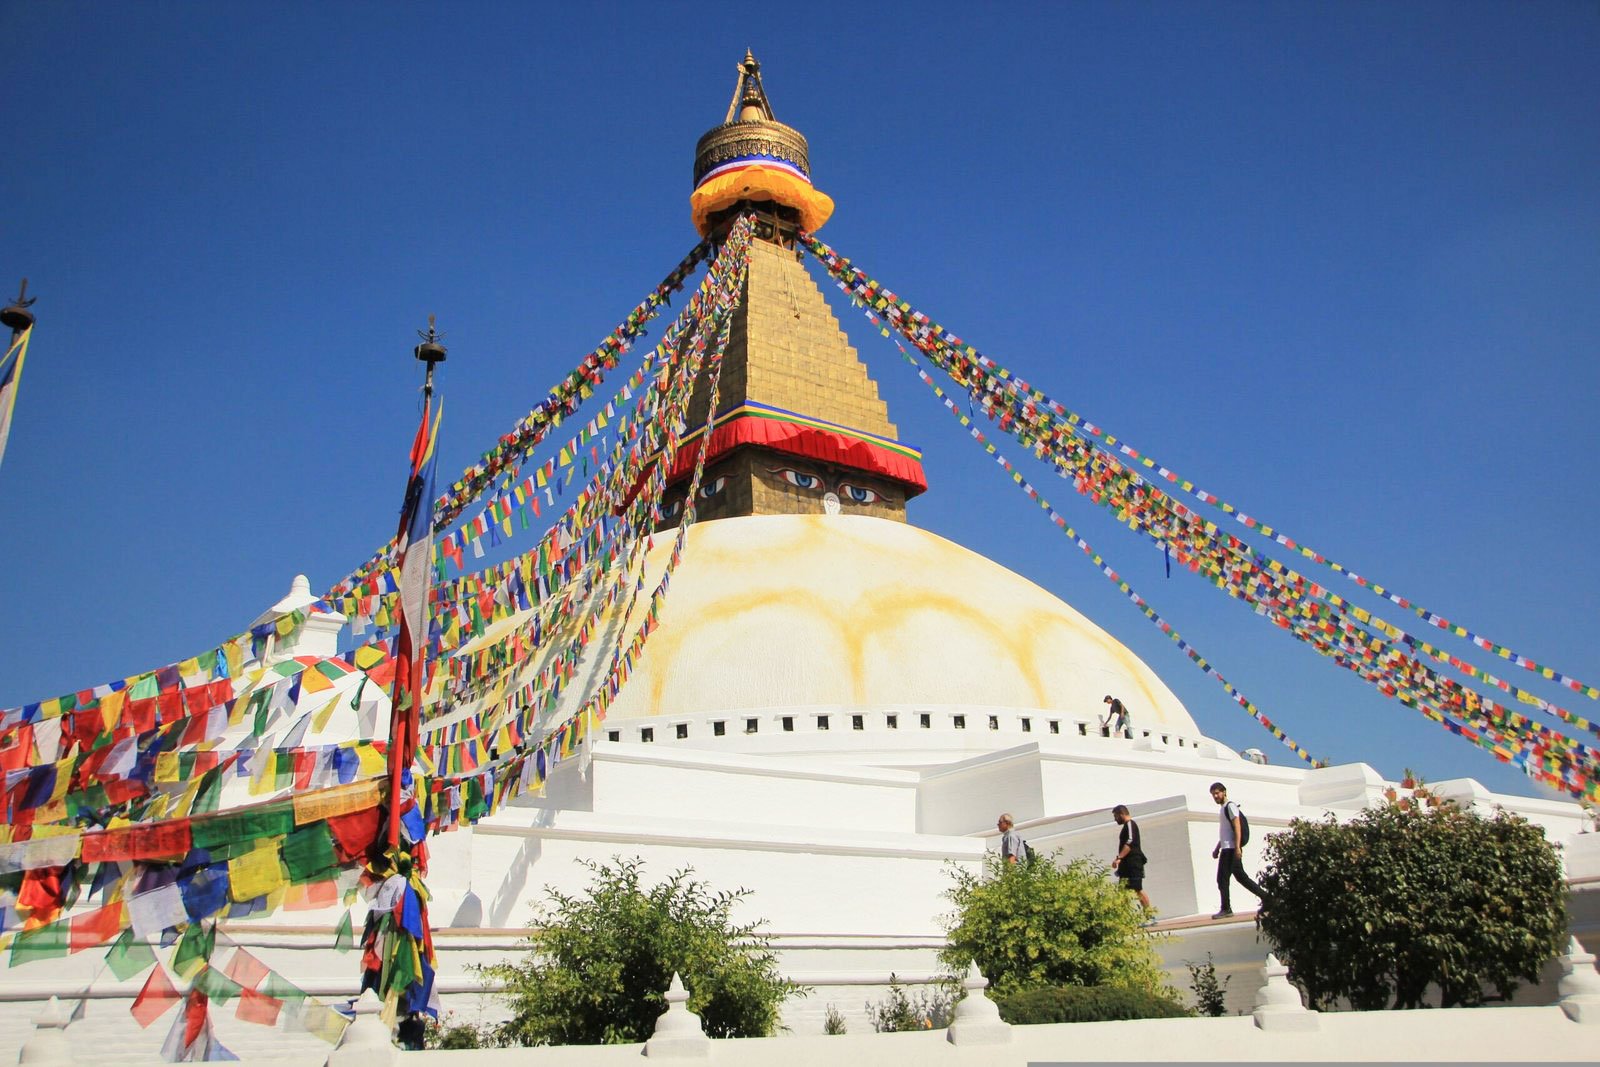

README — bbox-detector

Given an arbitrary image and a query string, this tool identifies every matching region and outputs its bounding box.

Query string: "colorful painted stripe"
[696,156,812,189]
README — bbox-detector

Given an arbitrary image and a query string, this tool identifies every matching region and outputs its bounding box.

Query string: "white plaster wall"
[586,745,919,831]
[916,747,1044,835]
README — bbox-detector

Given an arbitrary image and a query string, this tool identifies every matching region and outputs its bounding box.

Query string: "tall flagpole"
[386,317,447,850]
[0,279,37,469]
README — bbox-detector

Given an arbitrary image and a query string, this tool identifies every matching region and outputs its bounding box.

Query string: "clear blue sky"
[4,3,1597,799]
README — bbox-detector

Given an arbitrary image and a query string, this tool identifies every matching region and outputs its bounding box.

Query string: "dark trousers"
[1216,848,1265,911]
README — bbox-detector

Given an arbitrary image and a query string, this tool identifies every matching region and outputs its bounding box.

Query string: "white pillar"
[644,973,711,1058]
[946,962,1011,1046]
[17,997,74,1066]
[1556,938,1600,1024]
[1252,953,1318,1032]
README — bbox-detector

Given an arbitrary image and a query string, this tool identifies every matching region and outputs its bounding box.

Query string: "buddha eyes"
[773,468,822,491]
[697,476,727,500]
[838,482,879,505]
[768,468,882,504]
[661,498,684,518]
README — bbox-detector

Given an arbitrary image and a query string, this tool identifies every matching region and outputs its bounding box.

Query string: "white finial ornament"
[18,996,74,1066]
[1252,953,1319,1031]
[1556,937,1600,1023]
[946,961,1012,1045]
[645,972,710,1057]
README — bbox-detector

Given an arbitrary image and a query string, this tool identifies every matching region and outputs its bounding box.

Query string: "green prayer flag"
[281,822,336,884]
[190,767,225,817]
[261,972,306,1005]
[8,919,70,966]
[193,964,242,1003]
[106,928,157,981]
[190,803,294,852]
[171,922,215,979]
[332,910,354,953]
[382,935,418,999]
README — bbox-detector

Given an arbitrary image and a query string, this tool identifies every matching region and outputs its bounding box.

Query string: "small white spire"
[645,972,711,1058]
[946,961,1011,1046]
[1253,953,1319,1031]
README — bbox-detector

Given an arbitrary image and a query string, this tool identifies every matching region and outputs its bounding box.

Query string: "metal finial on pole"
[413,314,447,398]
[1,278,37,343]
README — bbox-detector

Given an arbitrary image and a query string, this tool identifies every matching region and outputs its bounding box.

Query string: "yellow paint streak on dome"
[483,515,1201,736]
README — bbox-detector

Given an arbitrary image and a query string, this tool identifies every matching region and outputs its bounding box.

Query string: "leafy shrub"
[866,974,959,1032]
[823,1004,847,1035]
[1257,805,1566,1010]
[996,985,1191,1024]
[480,856,801,1045]
[423,1014,502,1049]
[940,851,1170,997]
[1185,952,1230,1017]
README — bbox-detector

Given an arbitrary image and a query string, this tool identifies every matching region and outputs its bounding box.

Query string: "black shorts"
[1118,874,1144,891]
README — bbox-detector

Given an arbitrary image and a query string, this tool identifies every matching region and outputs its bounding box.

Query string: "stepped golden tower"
[660,52,928,526]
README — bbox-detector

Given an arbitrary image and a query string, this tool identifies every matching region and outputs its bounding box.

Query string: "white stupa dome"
[591,513,1200,733]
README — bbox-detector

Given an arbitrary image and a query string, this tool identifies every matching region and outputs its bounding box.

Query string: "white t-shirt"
[1218,800,1241,849]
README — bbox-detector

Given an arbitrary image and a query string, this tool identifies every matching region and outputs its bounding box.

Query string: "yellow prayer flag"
[355,745,386,778]
[155,753,182,783]
[293,780,381,825]
[299,1001,351,1046]
[311,693,341,733]
[99,690,126,733]
[352,645,386,670]
[228,840,287,902]
[300,669,333,695]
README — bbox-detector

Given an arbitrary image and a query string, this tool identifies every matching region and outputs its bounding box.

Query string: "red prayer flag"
[284,878,337,911]
[326,805,382,864]
[18,867,66,924]
[235,987,282,1027]
[68,901,125,952]
[182,988,209,1048]
[81,818,191,864]
[131,964,180,1028]
[222,948,270,992]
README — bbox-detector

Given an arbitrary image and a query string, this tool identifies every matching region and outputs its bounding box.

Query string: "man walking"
[997,812,1025,865]
[1110,804,1152,911]
[1210,781,1266,918]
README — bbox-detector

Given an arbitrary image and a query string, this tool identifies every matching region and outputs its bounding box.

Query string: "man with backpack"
[997,812,1027,865]
[1209,781,1266,918]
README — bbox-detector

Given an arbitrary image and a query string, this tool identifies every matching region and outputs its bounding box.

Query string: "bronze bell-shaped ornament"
[2,279,36,335]
[414,314,446,365]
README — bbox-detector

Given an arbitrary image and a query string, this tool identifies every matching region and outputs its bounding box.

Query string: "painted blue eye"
[839,483,880,505]
[772,468,822,491]
[697,476,727,500]
[661,497,683,517]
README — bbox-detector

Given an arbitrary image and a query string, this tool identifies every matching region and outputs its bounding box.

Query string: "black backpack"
[1237,807,1251,847]
[1024,842,1038,865]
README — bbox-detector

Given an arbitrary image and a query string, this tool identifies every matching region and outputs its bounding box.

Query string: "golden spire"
[691,52,833,238]
[725,49,776,124]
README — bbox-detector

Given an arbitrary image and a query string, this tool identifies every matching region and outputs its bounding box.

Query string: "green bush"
[996,985,1192,1024]
[1185,952,1230,1017]
[480,856,802,1045]
[940,851,1171,997]
[1257,805,1567,1010]
[423,1014,502,1049]
[865,975,958,1032]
